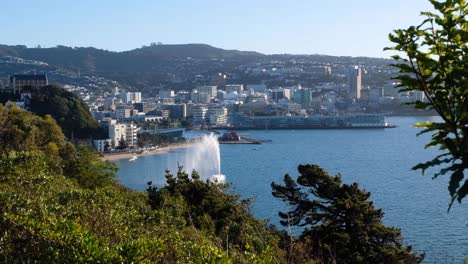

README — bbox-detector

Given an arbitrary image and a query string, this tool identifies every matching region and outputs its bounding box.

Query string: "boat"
[218,131,241,142]
[218,131,265,144]
[129,155,138,161]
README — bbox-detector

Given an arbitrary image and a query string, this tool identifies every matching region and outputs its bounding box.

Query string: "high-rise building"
[348,66,362,99]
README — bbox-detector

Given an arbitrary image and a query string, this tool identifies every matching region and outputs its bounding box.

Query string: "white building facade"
[109,122,138,147]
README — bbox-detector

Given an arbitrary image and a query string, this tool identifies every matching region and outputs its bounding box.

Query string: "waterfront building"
[9,74,48,93]
[93,139,112,152]
[192,105,208,125]
[206,106,228,126]
[229,114,388,129]
[108,122,138,147]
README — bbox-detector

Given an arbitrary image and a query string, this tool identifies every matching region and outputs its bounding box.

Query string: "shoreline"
[100,142,194,161]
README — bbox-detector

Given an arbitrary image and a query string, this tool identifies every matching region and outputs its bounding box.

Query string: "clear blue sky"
[2,0,434,58]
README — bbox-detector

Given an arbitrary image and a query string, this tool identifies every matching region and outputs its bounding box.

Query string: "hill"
[0,44,264,74]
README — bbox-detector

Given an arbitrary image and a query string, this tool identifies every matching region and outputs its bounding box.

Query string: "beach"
[100,143,194,161]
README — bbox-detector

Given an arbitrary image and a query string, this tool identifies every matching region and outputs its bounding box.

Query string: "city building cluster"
[3,56,430,152]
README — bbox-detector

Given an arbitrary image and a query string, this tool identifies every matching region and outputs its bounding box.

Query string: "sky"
[2,0,435,58]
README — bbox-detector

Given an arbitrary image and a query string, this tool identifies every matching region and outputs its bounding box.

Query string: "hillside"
[0,43,395,94]
[0,44,264,74]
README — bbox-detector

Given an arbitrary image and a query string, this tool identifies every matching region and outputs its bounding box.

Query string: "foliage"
[0,151,232,263]
[147,166,285,263]
[116,136,129,150]
[24,84,100,139]
[272,164,424,263]
[386,0,468,205]
[0,104,116,188]
[0,105,285,263]
[138,132,178,147]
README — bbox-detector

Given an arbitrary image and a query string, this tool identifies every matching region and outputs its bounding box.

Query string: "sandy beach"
[100,143,194,161]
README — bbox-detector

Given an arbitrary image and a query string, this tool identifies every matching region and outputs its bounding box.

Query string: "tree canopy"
[24,84,100,139]
[147,166,283,263]
[0,105,284,263]
[386,0,468,206]
[272,164,424,263]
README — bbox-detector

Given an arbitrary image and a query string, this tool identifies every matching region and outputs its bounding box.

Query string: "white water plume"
[175,134,225,183]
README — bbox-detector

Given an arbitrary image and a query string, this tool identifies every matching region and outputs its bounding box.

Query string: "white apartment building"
[93,139,112,152]
[192,105,208,125]
[207,106,228,126]
[123,92,142,104]
[109,122,138,147]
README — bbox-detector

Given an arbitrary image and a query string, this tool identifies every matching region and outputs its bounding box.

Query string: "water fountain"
[176,134,225,183]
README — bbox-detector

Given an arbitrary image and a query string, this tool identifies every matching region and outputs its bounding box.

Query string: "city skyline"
[3,0,434,58]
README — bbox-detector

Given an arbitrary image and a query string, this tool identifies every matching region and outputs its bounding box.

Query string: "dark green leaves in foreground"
[0,105,281,263]
[272,164,424,264]
[386,0,468,206]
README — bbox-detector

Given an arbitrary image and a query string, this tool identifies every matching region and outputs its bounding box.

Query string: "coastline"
[100,143,194,161]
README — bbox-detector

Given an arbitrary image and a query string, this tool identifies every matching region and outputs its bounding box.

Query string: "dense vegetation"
[0,84,100,139]
[0,104,283,263]
[0,103,424,263]
[386,0,468,205]
[271,165,424,263]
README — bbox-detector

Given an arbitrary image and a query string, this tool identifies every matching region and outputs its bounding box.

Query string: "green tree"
[272,164,424,263]
[24,84,100,139]
[117,136,129,150]
[147,166,284,263]
[386,0,468,205]
[104,141,111,152]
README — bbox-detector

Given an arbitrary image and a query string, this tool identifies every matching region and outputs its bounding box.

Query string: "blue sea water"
[114,116,468,262]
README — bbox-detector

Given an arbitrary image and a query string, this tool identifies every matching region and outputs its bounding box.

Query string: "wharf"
[219,139,262,144]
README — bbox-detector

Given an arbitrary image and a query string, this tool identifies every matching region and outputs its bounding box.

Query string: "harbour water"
[115,116,468,262]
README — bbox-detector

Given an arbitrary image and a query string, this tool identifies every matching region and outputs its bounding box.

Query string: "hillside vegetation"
[0,105,423,263]
[0,105,285,263]
[0,84,100,139]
